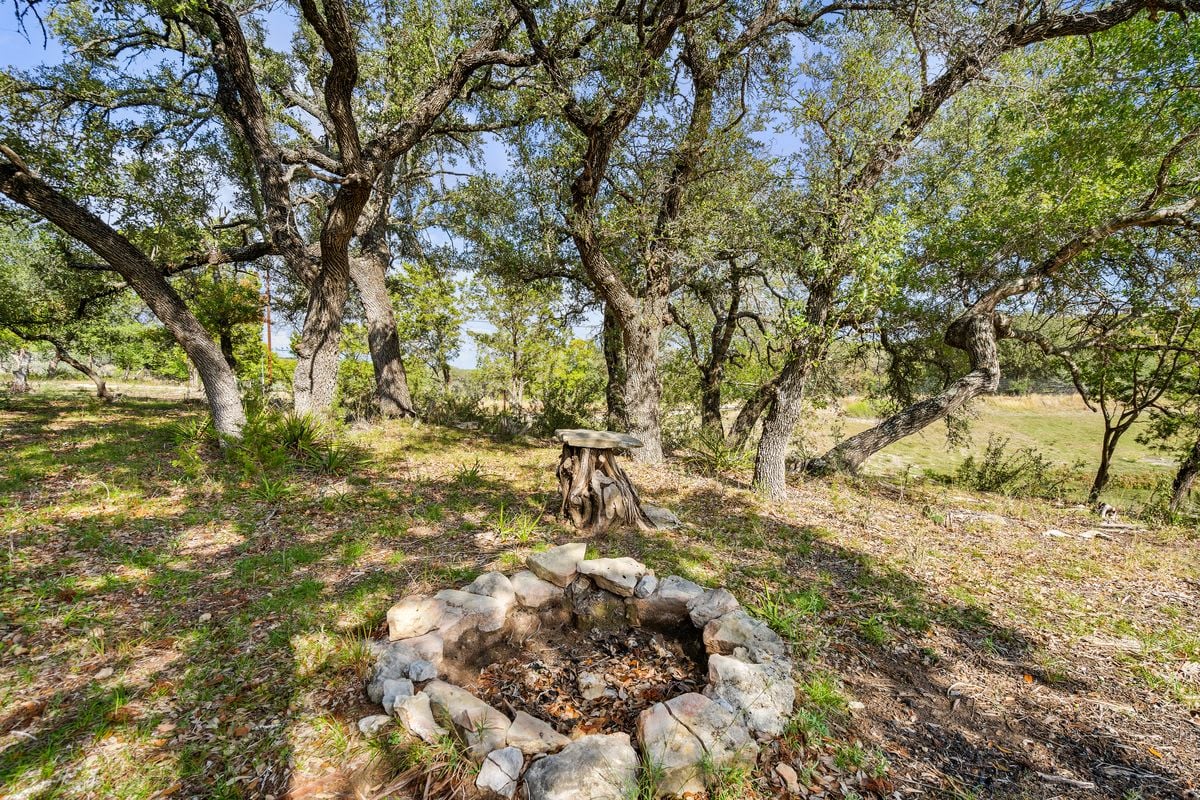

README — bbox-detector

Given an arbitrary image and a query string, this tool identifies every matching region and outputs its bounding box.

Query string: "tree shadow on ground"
[608,481,1196,799]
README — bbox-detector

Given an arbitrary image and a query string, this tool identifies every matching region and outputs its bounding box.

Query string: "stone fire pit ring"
[361,543,795,799]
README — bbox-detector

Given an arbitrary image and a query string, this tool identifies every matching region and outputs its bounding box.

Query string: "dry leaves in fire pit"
[470,627,704,737]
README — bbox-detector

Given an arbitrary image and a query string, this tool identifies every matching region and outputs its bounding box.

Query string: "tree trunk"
[350,254,416,418]
[293,179,372,417]
[727,378,776,450]
[1169,434,1200,513]
[0,162,246,439]
[54,344,114,401]
[699,367,723,436]
[621,314,665,464]
[218,329,237,372]
[293,272,348,417]
[1089,422,1132,504]
[11,348,32,393]
[751,357,811,499]
[814,312,1006,475]
[602,304,628,431]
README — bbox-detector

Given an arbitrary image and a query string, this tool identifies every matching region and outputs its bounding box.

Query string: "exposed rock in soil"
[629,575,705,629]
[687,588,740,627]
[506,711,570,755]
[703,609,788,662]
[392,693,446,744]
[464,571,517,606]
[424,680,511,762]
[637,692,758,797]
[567,576,631,631]
[522,733,639,800]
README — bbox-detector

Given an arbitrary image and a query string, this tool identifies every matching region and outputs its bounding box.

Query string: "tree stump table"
[554,429,659,533]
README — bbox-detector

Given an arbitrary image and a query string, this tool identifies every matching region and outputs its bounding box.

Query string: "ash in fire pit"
[362,544,795,800]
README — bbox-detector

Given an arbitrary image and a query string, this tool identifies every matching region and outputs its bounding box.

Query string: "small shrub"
[682,428,752,476]
[955,434,1075,498]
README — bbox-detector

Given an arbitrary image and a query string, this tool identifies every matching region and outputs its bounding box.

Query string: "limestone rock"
[634,574,658,599]
[506,711,570,755]
[388,595,460,640]
[630,576,705,629]
[577,671,607,700]
[381,678,414,714]
[476,745,523,798]
[464,571,517,606]
[641,504,681,530]
[703,610,788,662]
[687,587,740,627]
[577,557,652,597]
[357,714,391,737]
[567,576,630,631]
[636,693,757,798]
[434,588,511,634]
[522,733,638,800]
[424,680,510,762]
[366,634,443,702]
[409,659,439,682]
[527,543,587,588]
[704,654,795,738]
[393,693,447,744]
[510,570,564,608]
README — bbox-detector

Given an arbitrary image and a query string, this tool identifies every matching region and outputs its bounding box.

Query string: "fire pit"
[361,543,795,799]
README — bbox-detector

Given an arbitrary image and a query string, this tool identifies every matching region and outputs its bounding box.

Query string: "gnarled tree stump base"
[556,443,656,534]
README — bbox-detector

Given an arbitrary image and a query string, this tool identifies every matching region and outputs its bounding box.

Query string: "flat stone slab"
[510,570,563,608]
[554,429,644,449]
[506,710,570,755]
[577,557,652,597]
[388,596,460,640]
[630,575,705,629]
[424,680,511,762]
[476,745,523,799]
[464,571,517,606]
[522,733,639,800]
[703,609,788,662]
[687,587,740,627]
[435,588,511,633]
[392,693,447,744]
[527,542,587,588]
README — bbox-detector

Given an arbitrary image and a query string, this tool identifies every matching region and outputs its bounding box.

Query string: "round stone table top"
[554,429,644,449]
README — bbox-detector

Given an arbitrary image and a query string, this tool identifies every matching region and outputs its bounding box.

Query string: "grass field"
[803,393,1176,511]
[1,382,1197,799]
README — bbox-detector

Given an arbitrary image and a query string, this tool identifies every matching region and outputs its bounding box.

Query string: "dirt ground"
[1,386,1197,798]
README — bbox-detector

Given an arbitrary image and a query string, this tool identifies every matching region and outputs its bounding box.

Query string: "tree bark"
[621,312,666,463]
[818,313,1006,474]
[752,355,814,498]
[1169,434,1200,513]
[602,304,629,430]
[218,329,237,372]
[351,255,416,417]
[1089,420,1135,504]
[11,348,32,393]
[727,377,777,450]
[54,343,114,401]
[0,161,246,439]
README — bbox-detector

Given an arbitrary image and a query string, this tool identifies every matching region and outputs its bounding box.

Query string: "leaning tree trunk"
[621,315,665,464]
[0,162,246,439]
[727,378,777,450]
[602,305,629,431]
[814,313,1006,475]
[54,344,113,401]
[1169,434,1200,513]
[11,348,32,393]
[350,254,416,418]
